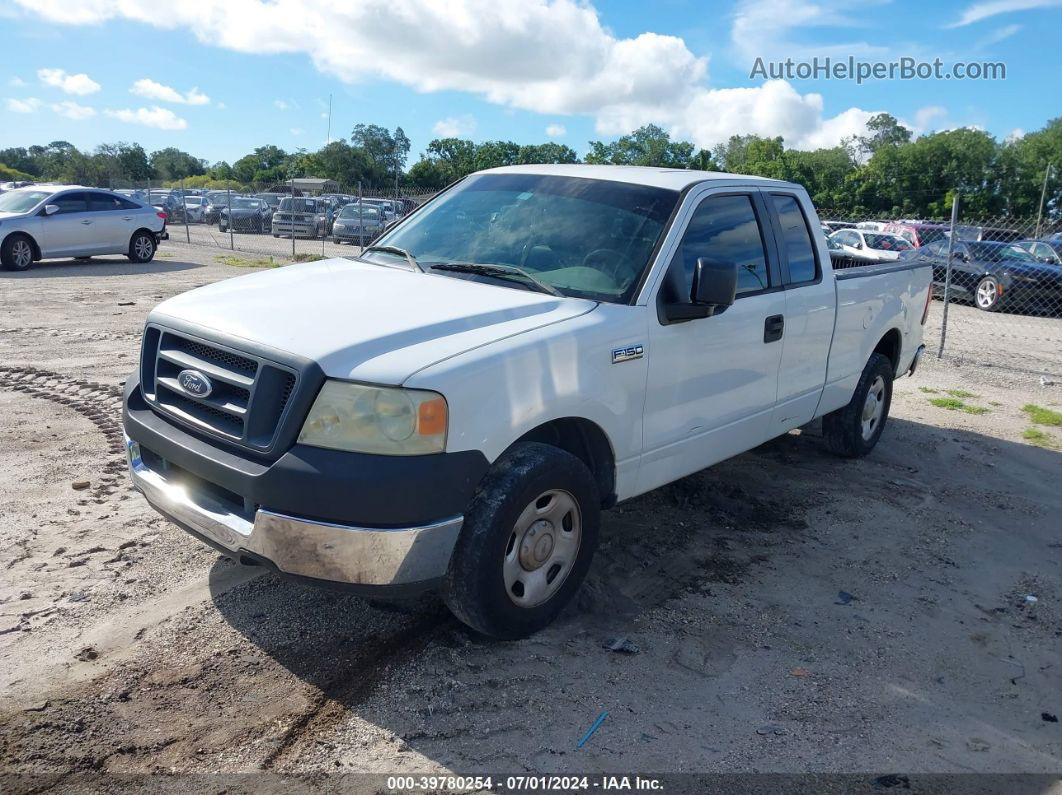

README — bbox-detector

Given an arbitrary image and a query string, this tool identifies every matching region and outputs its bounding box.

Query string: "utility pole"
[1035,162,1053,239]
[326,93,332,146]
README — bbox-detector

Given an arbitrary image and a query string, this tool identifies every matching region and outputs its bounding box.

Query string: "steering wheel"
[582,248,638,285]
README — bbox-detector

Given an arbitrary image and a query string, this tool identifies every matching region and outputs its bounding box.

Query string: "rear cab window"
[770,194,819,285]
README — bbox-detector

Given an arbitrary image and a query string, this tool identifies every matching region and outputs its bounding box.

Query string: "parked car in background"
[203,191,232,224]
[271,196,330,238]
[149,191,181,220]
[822,220,857,233]
[332,204,385,246]
[256,193,285,212]
[0,185,165,270]
[183,195,210,223]
[115,189,148,204]
[829,229,914,261]
[219,197,273,234]
[855,220,888,232]
[882,222,949,248]
[1015,239,1062,265]
[913,238,1062,312]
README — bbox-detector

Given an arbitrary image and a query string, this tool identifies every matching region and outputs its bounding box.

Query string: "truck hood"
[149,257,596,384]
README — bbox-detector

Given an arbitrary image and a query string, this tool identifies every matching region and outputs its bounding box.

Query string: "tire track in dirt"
[0,365,127,502]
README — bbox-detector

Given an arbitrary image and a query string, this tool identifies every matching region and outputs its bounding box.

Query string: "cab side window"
[51,192,87,214]
[88,192,122,211]
[670,194,770,297]
[771,194,819,284]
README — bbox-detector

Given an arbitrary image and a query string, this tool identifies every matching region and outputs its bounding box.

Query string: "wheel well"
[873,328,902,374]
[132,227,154,241]
[514,418,616,508]
[2,231,41,261]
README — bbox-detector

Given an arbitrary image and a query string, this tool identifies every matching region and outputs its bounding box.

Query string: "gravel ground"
[1,246,1060,788]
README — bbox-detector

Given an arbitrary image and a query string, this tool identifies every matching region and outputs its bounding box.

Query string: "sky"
[2,0,1060,166]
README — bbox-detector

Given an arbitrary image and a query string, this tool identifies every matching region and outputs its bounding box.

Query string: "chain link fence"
[818,204,1062,383]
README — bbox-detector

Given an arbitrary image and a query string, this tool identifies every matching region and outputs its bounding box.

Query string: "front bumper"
[127,437,462,587]
[123,374,488,589]
[272,220,319,238]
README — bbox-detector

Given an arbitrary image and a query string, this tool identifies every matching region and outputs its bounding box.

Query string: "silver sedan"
[0,185,166,271]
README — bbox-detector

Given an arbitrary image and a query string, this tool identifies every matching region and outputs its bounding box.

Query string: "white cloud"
[52,100,96,120]
[106,105,188,130]
[15,0,887,151]
[948,0,1061,27]
[6,97,42,113]
[730,0,892,63]
[976,22,1021,45]
[37,67,100,95]
[545,123,566,137]
[131,78,210,105]
[432,115,477,137]
[290,127,305,135]
[9,76,27,87]
[274,99,289,110]
[1005,128,1025,142]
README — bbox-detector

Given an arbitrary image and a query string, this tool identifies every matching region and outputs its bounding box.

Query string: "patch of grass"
[919,386,939,394]
[945,389,978,399]
[214,254,278,268]
[1022,403,1062,427]
[1023,428,1059,449]
[929,397,991,415]
[156,252,174,258]
[929,397,964,410]
[290,253,324,263]
[989,401,1003,407]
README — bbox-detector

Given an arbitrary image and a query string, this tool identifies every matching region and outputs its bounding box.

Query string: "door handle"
[764,314,784,343]
[122,216,133,221]
[80,219,92,225]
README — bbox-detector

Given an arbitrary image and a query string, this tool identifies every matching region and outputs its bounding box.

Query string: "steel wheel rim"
[861,375,886,441]
[134,236,153,260]
[502,489,582,608]
[12,240,32,268]
[976,278,996,308]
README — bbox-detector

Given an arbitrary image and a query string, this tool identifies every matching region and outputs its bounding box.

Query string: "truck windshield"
[361,173,679,303]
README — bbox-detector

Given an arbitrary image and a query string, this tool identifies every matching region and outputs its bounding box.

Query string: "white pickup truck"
[123,165,931,638]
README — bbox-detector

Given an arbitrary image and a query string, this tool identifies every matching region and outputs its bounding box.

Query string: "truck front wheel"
[443,442,600,639]
[822,352,894,458]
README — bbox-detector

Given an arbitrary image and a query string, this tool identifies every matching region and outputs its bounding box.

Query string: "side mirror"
[854,241,863,249]
[43,204,59,216]
[691,257,738,309]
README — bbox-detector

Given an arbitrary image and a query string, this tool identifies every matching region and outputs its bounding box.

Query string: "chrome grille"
[141,326,299,451]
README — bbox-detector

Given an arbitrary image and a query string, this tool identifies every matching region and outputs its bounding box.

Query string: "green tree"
[585,124,695,167]
[149,147,206,181]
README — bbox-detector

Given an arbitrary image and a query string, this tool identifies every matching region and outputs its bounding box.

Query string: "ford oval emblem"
[177,369,213,398]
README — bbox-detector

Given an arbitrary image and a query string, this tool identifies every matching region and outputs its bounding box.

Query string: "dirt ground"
[1,246,1060,789]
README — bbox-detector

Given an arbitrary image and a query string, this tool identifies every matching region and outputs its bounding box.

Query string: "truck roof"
[476,163,802,192]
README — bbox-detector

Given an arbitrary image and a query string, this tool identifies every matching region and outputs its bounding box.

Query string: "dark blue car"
[913,238,1062,313]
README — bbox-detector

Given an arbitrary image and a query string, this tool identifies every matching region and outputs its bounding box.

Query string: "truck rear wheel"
[442,442,599,639]
[823,352,893,458]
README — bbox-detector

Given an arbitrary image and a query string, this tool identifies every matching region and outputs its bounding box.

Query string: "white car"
[0,185,166,271]
[123,164,932,639]
[829,229,914,261]
[182,195,210,223]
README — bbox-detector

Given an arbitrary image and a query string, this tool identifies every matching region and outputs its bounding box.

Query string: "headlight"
[333,223,346,231]
[298,380,447,455]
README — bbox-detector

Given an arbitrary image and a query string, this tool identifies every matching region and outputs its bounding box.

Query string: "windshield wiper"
[361,245,424,273]
[429,262,564,297]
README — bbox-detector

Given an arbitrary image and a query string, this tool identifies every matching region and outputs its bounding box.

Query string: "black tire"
[127,230,156,263]
[219,221,227,233]
[974,275,1003,312]
[256,218,263,234]
[332,236,341,244]
[1,233,35,271]
[442,442,600,639]
[272,233,279,238]
[822,352,894,458]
